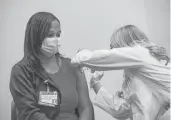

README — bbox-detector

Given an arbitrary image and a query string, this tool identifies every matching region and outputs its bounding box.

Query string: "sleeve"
[9,65,51,120]
[71,46,147,70]
[90,87,132,120]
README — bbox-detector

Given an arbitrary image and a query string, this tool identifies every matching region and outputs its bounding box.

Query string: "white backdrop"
[0,0,170,120]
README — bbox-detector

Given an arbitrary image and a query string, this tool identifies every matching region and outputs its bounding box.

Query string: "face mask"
[41,37,60,57]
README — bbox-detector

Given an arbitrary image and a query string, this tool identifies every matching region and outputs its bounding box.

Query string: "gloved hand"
[71,48,84,66]
[89,71,104,88]
[71,48,92,66]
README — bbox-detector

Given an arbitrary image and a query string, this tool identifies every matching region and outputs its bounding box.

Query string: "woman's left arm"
[75,67,94,120]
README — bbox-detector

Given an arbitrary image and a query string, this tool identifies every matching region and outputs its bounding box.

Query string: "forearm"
[92,86,132,119]
[78,105,93,120]
[12,94,51,120]
[72,47,145,70]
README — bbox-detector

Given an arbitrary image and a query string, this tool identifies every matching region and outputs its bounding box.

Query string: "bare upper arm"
[74,67,91,111]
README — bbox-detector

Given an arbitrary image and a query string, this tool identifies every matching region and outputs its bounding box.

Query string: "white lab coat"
[71,46,170,120]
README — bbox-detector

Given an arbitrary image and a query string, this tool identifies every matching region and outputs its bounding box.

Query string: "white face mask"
[41,37,61,57]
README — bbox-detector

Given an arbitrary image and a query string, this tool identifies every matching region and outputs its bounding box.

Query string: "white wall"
[144,0,170,54]
[0,0,169,120]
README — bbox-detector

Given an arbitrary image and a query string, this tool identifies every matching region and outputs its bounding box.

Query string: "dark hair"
[24,12,60,66]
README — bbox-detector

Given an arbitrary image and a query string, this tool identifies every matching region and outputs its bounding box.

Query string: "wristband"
[91,81,100,88]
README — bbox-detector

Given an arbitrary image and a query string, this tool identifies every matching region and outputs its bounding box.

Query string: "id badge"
[38,91,58,107]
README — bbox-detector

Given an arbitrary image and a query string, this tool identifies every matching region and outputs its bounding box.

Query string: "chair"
[11,101,18,120]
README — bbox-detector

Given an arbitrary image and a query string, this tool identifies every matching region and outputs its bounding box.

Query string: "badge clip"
[44,80,50,92]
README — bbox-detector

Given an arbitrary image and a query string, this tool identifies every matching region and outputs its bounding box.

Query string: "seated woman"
[71,25,170,120]
[10,12,94,120]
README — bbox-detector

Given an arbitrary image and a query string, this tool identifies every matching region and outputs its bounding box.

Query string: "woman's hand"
[90,71,104,88]
[71,49,85,66]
